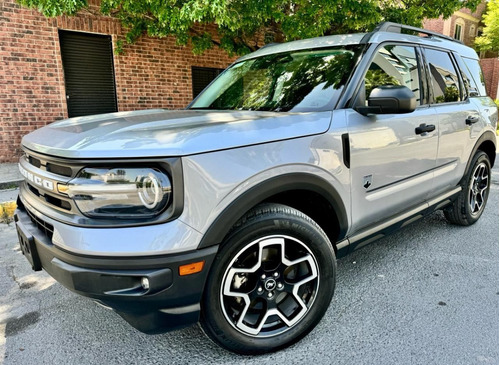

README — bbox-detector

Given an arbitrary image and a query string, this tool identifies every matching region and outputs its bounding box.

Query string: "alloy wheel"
[468,162,489,217]
[220,235,319,337]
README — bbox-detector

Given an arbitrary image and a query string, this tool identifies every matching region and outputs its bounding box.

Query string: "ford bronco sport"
[15,22,498,354]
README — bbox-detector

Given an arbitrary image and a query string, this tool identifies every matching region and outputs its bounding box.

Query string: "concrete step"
[0,163,22,190]
[0,163,21,205]
[0,188,19,204]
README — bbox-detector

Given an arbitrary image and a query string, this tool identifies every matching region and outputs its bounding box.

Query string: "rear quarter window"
[461,57,487,96]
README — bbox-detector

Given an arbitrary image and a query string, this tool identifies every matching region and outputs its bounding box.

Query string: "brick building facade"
[0,0,235,163]
[423,3,487,48]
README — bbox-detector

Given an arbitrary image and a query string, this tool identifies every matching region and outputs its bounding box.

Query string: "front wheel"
[200,204,336,354]
[444,151,491,225]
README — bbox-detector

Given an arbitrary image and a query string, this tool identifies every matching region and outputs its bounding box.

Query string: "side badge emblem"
[363,175,372,190]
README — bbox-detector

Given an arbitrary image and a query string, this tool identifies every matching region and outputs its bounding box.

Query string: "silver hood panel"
[22,109,332,158]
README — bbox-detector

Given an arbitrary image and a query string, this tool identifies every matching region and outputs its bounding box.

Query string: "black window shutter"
[59,30,118,118]
[192,67,224,99]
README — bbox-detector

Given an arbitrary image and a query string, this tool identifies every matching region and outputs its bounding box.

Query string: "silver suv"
[15,22,498,354]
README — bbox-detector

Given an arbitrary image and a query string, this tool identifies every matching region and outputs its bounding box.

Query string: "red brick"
[480,58,499,99]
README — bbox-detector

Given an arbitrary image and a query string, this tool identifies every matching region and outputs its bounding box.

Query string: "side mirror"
[355,85,416,116]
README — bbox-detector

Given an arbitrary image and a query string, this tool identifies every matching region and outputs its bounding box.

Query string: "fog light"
[141,277,150,290]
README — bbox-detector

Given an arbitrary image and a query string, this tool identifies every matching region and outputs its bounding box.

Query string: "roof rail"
[259,42,279,50]
[367,21,462,44]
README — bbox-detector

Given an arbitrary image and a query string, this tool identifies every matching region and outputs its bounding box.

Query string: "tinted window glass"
[190,47,359,112]
[423,48,461,103]
[192,67,224,99]
[462,57,487,96]
[453,55,479,97]
[365,45,421,104]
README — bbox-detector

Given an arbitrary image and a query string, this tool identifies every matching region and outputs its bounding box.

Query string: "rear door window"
[422,48,461,104]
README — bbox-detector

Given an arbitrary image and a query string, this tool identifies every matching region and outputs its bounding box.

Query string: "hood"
[21,109,332,159]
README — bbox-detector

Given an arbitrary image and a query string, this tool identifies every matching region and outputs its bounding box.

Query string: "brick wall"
[422,2,486,47]
[480,58,499,100]
[0,0,235,163]
[423,17,445,34]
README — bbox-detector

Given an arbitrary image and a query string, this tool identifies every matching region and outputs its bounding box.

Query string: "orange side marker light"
[179,261,205,276]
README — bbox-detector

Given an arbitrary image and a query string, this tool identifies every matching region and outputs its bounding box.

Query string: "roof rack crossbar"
[371,21,462,44]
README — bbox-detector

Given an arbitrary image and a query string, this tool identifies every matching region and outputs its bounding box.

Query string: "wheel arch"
[466,131,497,173]
[197,173,348,251]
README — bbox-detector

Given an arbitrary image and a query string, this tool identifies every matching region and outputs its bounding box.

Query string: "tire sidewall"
[201,207,336,354]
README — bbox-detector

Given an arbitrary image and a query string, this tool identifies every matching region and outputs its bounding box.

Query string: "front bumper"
[14,199,218,334]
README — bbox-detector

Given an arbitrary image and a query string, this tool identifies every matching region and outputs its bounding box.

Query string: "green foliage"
[475,0,499,52]
[17,0,87,17]
[17,0,482,55]
[365,69,400,98]
[435,86,460,103]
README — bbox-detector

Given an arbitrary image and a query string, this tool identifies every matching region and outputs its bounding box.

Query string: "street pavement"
[0,165,498,365]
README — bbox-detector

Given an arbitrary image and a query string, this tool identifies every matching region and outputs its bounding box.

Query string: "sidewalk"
[0,163,22,188]
[0,163,22,204]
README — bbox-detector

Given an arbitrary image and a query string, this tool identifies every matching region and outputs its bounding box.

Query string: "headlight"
[65,167,172,219]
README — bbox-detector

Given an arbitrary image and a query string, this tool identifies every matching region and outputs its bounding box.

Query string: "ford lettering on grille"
[19,164,55,191]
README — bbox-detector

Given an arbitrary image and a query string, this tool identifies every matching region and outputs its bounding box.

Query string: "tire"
[200,203,336,354]
[444,151,491,226]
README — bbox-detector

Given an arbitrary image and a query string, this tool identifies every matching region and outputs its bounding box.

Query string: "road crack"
[6,265,21,289]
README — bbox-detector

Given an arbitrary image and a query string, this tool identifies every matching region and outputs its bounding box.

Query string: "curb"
[0,180,22,190]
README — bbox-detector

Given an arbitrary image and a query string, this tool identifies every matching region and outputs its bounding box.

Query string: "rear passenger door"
[347,44,438,234]
[421,47,481,196]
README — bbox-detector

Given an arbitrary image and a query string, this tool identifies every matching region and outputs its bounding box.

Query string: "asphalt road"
[0,166,498,365]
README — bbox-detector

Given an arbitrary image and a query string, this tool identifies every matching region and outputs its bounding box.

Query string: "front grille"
[27,183,72,211]
[21,151,80,215]
[26,206,54,241]
[24,151,79,179]
[28,155,41,168]
[46,162,72,177]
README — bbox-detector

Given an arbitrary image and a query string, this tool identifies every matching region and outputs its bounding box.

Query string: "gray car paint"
[17,29,497,258]
[21,109,332,158]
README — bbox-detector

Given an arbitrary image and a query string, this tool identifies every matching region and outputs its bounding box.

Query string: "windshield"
[190,47,359,112]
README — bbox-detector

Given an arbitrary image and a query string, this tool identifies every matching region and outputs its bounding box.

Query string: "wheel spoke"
[469,191,476,213]
[479,185,488,200]
[221,235,319,337]
[468,162,490,215]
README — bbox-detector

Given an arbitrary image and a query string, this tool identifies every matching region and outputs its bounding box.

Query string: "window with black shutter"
[59,30,118,117]
[192,67,224,99]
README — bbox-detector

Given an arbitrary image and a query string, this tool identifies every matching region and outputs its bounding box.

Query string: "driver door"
[347,44,439,234]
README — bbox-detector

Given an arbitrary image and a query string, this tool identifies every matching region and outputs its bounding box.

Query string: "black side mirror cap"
[355,85,416,116]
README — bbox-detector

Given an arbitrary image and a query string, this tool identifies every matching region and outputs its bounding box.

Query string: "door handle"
[415,123,435,135]
[466,116,479,125]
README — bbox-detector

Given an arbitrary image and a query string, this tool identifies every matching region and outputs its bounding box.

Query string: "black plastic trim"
[371,22,462,44]
[15,204,218,333]
[348,187,461,253]
[197,173,349,249]
[465,131,497,170]
[342,133,350,168]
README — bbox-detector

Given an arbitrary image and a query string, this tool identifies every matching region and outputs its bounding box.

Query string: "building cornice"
[453,11,481,23]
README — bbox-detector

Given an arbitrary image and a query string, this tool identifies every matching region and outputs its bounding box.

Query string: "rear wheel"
[200,203,336,354]
[444,151,491,225]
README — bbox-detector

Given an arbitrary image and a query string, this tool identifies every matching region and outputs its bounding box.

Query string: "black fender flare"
[464,131,497,175]
[197,173,349,249]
